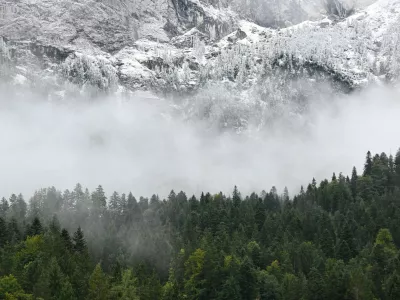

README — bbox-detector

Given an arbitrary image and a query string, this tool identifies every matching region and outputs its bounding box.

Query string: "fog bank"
[1,85,399,198]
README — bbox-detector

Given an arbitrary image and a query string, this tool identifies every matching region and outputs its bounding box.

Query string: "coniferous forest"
[1,149,400,300]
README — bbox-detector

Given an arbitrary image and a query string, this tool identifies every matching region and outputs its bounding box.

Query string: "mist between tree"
[0,83,399,199]
[0,80,398,199]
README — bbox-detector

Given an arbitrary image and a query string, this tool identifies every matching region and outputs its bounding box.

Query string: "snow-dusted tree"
[193,35,206,61]
[323,0,355,18]
[383,17,400,81]
[208,24,217,41]
[60,53,118,94]
[0,37,13,78]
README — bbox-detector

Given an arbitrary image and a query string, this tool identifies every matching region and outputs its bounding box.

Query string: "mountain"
[0,0,399,127]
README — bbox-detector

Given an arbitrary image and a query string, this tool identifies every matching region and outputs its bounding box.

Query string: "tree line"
[1,149,400,299]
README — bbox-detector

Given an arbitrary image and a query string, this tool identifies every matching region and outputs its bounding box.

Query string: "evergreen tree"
[88,263,109,300]
[91,185,107,215]
[395,148,400,186]
[351,166,358,197]
[0,217,8,247]
[48,258,63,300]
[218,276,241,300]
[7,217,21,243]
[29,217,43,236]
[61,228,73,251]
[232,186,241,207]
[332,172,337,182]
[73,226,87,254]
[283,187,290,202]
[307,267,325,300]
[49,214,61,234]
[60,277,76,300]
[109,191,121,211]
[0,146,399,300]
[364,151,373,176]
[109,269,139,300]
[258,271,280,300]
[119,193,127,213]
[0,197,9,218]
[238,257,256,300]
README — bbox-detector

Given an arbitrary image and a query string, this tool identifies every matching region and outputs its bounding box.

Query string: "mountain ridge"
[0,0,399,101]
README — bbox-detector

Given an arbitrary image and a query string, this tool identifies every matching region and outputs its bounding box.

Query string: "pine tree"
[109,191,120,211]
[350,166,358,197]
[233,186,241,207]
[0,197,9,218]
[29,217,43,236]
[59,277,76,300]
[258,270,280,300]
[307,268,325,300]
[16,194,27,220]
[168,190,177,203]
[91,185,107,214]
[218,276,241,300]
[283,186,290,202]
[7,217,21,243]
[61,228,73,251]
[8,194,17,215]
[395,148,400,186]
[48,258,63,299]
[238,257,256,300]
[88,263,109,300]
[300,185,305,195]
[110,269,139,300]
[364,151,373,176]
[254,198,265,231]
[119,193,127,213]
[385,270,400,299]
[49,215,61,235]
[73,226,87,253]
[184,248,206,299]
[127,192,137,210]
[332,172,337,182]
[337,220,355,262]
[73,183,84,206]
[126,192,141,223]
[0,217,8,247]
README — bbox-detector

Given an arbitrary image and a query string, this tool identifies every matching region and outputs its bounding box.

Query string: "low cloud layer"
[1,85,399,199]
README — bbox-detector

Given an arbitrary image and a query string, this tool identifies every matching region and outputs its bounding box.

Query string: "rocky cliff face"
[0,0,399,108]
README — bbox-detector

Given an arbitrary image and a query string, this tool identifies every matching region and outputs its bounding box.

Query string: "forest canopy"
[1,148,400,299]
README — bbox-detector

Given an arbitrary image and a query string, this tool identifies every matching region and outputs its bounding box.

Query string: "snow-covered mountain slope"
[0,0,399,104]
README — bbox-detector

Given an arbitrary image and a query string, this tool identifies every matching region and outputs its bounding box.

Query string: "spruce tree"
[109,191,120,211]
[0,197,9,218]
[364,151,373,176]
[30,217,43,236]
[91,185,107,214]
[88,263,109,300]
[350,166,358,197]
[238,257,256,300]
[59,277,76,300]
[395,148,400,186]
[233,186,241,207]
[307,268,325,300]
[7,217,20,243]
[16,194,27,220]
[283,186,290,202]
[332,172,337,182]
[73,226,86,253]
[49,214,61,234]
[61,228,73,252]
[48,258,63,299]
[0,217,8,246]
